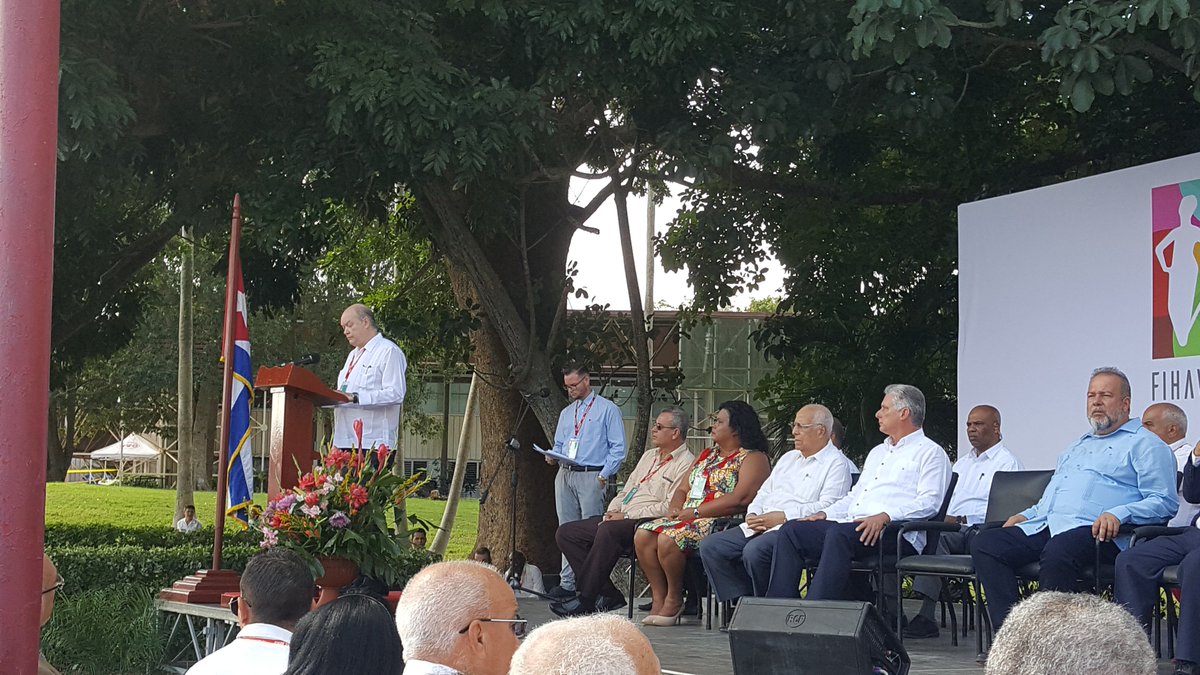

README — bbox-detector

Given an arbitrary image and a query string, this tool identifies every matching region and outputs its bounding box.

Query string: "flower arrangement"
[253,421,427,587]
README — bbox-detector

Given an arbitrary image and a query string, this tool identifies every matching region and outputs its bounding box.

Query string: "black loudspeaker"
[728,598,909,675]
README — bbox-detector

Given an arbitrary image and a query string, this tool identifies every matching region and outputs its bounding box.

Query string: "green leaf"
[1070,77,1095,111]
[1137,0,1160,26]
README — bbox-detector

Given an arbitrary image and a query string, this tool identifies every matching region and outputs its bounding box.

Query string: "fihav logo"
[1153,180,1200,358]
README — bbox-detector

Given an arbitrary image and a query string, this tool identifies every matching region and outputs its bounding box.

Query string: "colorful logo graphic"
[1153,180,1200,358]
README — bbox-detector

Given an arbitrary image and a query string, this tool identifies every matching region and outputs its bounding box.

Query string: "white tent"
[90,433,164,461]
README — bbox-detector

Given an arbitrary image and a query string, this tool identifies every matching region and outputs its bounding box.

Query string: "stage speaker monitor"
[728,598,909,675]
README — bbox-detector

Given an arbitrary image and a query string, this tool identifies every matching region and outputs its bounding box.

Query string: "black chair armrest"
[1131,525,1190,546]
[898,520,962,535]
[710,516,745,533]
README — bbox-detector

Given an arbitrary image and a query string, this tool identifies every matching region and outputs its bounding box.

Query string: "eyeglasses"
[792,423,823,431]
[458,614,528,638]
[652,424,678,431]
[42,574,64,595]
[563,378,587,390]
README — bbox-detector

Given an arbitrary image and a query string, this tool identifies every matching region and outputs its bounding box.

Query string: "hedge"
[49,544,261,594]
[45,523,259,549]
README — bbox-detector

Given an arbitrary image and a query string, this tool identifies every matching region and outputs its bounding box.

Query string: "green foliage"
[42,585,168,675]
[49,544,259,595]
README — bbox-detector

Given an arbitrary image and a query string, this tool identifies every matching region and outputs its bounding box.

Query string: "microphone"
[291,353,320,366]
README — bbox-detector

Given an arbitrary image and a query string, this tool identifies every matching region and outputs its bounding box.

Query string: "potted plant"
[253,422,427,589]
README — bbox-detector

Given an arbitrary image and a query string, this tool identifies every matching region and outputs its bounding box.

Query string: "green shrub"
[45,523,258,549]
[50,544,260,594]
[42,584,167,675]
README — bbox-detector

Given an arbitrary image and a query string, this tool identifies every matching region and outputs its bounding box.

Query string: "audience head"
[562,363,592,401]
[966,405,1002,453]
[1142,401,1187,445]
[713,400,768,453]
[183,505,197,521]
[472,546,492,565]
[409,528,428,549]
[878,384,925,439]
[282,594,403,675]
[792,404,834,457]
[652,407,690,452]
[395,560,521,675]
[831,417,847,450]
[509,614,660,675]
[238,547,315,629]
[1088,367,1132,435]
[41,553,60,627]
[506,551,527,585]
[984,592,1155,675]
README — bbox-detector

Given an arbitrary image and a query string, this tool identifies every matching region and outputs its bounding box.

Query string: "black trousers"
[556,516,649,601]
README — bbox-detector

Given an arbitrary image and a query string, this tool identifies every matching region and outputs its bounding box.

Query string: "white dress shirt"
[186,623,291,675]
[1169,440,1199,527]
[824,428,952,552]
[947,443,1024,525]
[403,659,463,675]
[175,517,203,533]
[740,442,853,536]
[333,332,408,449]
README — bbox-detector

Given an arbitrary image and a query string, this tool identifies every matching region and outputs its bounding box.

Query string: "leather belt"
[567,465,603,472]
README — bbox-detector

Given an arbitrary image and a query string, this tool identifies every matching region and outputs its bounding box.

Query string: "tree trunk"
[391,409,411,546]
[432,371,478,557]
[45,401,72,482]
[614,187,653,457]
[193,376,220,490]
[175,227,195,518]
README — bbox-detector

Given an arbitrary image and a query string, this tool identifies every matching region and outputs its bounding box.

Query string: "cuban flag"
[225,266,254,526]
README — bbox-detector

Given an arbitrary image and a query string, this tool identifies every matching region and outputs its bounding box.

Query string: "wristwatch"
[351,392,359,403]
[693,507,701,519]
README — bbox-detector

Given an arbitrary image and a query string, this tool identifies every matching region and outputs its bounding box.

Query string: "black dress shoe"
[638,600,653,612]
[1175,660,1200,675]
[547,585,576,601]
[550,597,595,617]
[596,595,628,613]
[902,615,940,639]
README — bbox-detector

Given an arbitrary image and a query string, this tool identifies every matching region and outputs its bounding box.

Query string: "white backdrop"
[959,151,1200,470]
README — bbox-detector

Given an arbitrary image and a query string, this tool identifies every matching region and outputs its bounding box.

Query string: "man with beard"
[971,367,1177,633]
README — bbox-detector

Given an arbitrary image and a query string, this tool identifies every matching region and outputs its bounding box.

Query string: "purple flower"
[276,493,298,512]
[329,511,351,529]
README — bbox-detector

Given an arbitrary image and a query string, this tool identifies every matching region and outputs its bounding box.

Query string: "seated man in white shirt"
[187,548,315,675]
[699,403,852,602]
[1143,402,1199,528]
[175,505,203,533]
[905,404,1022,639]
[765,384,952,601]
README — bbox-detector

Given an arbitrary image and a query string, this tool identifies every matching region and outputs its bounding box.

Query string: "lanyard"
[343,348,365,384]
[697,447,742,478]
[637,452,675,485]
[573,395,597,435]
[237,636,289,646]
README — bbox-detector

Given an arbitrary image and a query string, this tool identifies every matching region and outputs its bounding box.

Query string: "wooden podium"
[255,364,350,498]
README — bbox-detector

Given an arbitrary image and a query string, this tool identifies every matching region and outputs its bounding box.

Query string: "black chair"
[1129,524,1190,658]
[893,469,1054,653]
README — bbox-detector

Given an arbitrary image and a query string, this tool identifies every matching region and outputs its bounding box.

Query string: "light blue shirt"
[551,392,627,479]
[1018,418,1178,548]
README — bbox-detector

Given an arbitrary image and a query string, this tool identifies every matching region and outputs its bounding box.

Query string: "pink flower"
[260,527,278,548]
[304,491,321,506]
[375,444,390,469]
[301,504,322,518]
[348,484,369,512]
[353,419,364,450]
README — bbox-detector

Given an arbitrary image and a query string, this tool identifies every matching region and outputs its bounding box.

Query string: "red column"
[0,0,61,673]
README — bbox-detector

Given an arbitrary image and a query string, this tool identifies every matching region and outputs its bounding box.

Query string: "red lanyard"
[573,395,596,435]
[343,348,365,383]
[237,636,289,646]
[697,448,741,477]
[637,453,675,485]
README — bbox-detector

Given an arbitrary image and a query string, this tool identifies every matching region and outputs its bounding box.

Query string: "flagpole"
[213,194,242,571]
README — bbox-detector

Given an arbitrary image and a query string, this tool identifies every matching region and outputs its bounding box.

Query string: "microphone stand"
[477,391,535,564]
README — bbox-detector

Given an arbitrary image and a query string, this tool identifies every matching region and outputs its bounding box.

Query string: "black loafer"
[549,597,595,617]
[1175,661,1200,675]
[902,615,940,639]
[596,595,628,613]
[547,585,576,601]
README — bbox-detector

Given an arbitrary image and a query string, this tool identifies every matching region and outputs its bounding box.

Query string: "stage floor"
[516,597,1179,674]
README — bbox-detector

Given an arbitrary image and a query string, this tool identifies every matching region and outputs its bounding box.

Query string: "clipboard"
[532,443,583,467]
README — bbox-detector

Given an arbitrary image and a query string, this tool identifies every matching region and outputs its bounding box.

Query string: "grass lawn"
[45,483,480,560]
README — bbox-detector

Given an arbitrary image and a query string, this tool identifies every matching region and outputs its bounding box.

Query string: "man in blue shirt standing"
[971,367,1178,632]
[545,364,627,599]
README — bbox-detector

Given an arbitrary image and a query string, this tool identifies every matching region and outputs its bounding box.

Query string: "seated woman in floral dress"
[633,400,770,626]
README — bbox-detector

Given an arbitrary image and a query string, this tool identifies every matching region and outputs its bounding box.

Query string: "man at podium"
[333,303,408,452]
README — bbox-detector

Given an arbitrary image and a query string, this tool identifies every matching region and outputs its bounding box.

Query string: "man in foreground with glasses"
[551,407,696,617]
[699,403,853,604]
[187,548,315,675]
[396,561,523,675]
[509,614,661,675]
[545,363,628,600]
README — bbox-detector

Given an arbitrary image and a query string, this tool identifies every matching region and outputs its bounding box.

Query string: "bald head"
[1142,402,1187,445]
[966,405,1002,453]
[509,614,660,675]
[340,303,379,349]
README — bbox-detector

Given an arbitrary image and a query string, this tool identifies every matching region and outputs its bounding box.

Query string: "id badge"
[566,437,580,460]
[688,474,706,500]
[339,383,348,392]
[621,486,639,505]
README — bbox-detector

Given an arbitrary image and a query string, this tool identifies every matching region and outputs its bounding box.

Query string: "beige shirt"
[608,444,695,519]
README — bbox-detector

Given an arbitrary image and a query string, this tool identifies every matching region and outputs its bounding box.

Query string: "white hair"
[985,592,1155,675]
[509,615,644,675]
[884,383,926,427]
[395,560,497,661]
[803,404,834,434]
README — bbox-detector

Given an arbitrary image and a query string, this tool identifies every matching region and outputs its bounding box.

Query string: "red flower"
[304,491,321,506]
[348,451,364,475]
[298,473,316,491]
[375,444,390,470]
[325,449,351,471]
[348,484,369,511]
[353,419,364,450]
